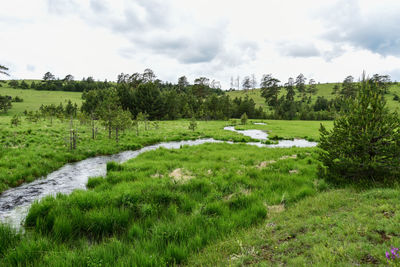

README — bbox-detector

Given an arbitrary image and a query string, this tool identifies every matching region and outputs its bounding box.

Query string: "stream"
[0,127,317,228]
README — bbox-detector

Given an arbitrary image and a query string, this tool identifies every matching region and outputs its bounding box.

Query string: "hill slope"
[226,83,400,112]
[0,86,82,116]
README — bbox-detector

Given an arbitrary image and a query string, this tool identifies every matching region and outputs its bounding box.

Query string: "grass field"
[188,187,400,266]
[1,142,321,266]
[0,87,82,116]
[0,116,332,193]
[1,85,399,266]
[1,140,399,266]
[226,83,400,113]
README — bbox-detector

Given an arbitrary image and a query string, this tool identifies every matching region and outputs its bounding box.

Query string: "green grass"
[187,187,400,266]
[0,116,331,194]
[1,143,320,266]
[226,83,400,113]
[0,86,82,116]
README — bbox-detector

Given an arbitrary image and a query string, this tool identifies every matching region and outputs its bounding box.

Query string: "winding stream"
[0,127,317,228]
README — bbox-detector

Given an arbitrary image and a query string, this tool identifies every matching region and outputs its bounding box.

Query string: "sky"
[1,0,400,89]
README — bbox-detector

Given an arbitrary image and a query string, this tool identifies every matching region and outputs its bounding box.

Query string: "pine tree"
[319,74,400,184]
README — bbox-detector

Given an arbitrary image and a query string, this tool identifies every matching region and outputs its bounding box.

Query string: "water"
[0,127,316,228]
[0,139,223,228]
[223,126,317,148]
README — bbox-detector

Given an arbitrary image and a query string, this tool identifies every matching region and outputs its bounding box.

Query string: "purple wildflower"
[391,247,399,258]
[386,247,400,261]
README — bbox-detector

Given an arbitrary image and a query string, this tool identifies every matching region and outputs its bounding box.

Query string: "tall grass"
[2,143,320,266]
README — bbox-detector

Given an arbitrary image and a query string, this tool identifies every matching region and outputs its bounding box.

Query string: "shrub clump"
[319,77,400,184]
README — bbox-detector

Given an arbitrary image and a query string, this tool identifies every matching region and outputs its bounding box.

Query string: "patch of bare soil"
[169,168,194,183]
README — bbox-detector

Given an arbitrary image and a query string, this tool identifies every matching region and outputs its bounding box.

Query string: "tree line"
[260,73,393,120]
[81,69,265,122]
[6,72,110,92]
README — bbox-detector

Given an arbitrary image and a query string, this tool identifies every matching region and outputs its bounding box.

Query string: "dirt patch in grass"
[279,154,297,160]
[256,154,298,169]
[169,168,194,183]
[267,204,285,214]
[257,160,277,169]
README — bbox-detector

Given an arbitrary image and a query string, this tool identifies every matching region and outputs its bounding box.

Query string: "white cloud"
[1,0,400,87]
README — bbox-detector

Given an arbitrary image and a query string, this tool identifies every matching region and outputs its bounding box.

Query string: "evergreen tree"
[319,74,400,184]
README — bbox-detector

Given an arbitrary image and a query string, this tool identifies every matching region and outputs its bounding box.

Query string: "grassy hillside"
[188,187,400,266]
[0,86,82,116]
[226,83,400,112]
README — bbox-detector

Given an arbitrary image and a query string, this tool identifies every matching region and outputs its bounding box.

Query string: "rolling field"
[226,83,400,112]
[0,86,82,116]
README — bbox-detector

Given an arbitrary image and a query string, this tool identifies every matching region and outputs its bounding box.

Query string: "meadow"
[0,96,332,193]
[226,83,400,113]
[1,137,399,266]
[1,142,321,266]
[0,87,398,266]
[0,87,82,116]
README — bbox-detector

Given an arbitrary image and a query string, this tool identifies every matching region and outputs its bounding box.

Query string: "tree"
[295,74,307,101]
[43,72,55,81]
[39,104,58,125]
[341,75,357,98]
[8,80,19,88]
[63,74,74,82]
[285,78,295,101]
[193,77,210,98]
[20,80,29,89]
[142,68,156,82]
[188,117,197,131]
[85,76,95,83]
[0,65,9,76]
[240,112,248,125]
[0,95,12,113]
[242,76,252,91]
[113,110,132,143]
[332,84,340,96]
[132,82,163,119]
[319,74,400,184]
[306,78,318,99]
[97,88,121,139]
[177,76,189,92]
[11,114,21,127]
[260,74,281,108]
[370,74,391,94]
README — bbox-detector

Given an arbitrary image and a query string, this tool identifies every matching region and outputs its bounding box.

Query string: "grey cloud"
[279,42,320,58]
[26,64,36,72]
[322,44,346,62]
[121,27,225,64]
[47,0,227,64]
[89,0,107,13]
[47,0,78,14]
[319,0,400,57]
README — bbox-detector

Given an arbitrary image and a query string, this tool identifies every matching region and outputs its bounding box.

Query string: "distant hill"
[226,83,400,113]
[0,83,82,116]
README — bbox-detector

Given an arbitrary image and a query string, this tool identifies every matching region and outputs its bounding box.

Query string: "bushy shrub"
[240,112,248,125]
[319,76,400,184]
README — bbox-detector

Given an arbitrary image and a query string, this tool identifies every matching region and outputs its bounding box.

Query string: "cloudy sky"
[2,0,400,88]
